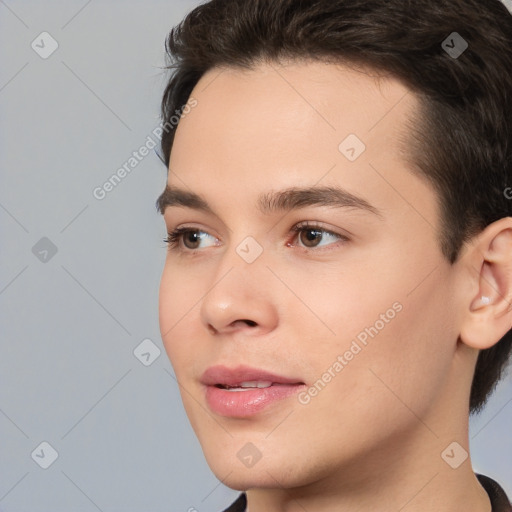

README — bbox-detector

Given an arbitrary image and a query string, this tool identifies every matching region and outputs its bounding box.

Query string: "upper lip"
[201,365,305,387]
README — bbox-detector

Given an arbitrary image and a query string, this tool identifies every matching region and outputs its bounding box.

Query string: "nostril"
[232,319,257,327]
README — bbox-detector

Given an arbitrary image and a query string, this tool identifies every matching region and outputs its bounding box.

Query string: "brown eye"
[164,228,215,251]
[182,230,203,249]
[292,223,347,251]
[299,228,324,248]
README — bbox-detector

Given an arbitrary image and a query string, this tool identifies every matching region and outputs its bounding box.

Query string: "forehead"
[165,59,437,230]
[170,59,416,172]
[184,59,413,132]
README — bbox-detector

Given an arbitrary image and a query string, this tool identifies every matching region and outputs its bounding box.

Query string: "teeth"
[240,381,272,388]
[221,381,273,390]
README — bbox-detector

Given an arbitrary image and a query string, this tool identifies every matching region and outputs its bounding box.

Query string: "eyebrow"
[155,184,383,218]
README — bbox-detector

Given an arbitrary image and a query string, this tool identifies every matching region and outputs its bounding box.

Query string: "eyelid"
[292,221,351,239]
[288,222,349,252]
[164,225,221,251]
[164,221,349,253]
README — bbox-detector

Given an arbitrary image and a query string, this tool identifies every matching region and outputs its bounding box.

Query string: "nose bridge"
[215,225,268,282]
[199,231,276,333]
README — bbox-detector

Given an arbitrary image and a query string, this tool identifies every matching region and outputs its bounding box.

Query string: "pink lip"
[201,365,304,387]
[201,365,305,417]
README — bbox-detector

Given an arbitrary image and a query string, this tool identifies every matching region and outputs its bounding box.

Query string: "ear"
[459,217,512,350]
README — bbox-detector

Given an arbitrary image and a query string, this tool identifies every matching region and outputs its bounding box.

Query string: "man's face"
[158,60,464,490]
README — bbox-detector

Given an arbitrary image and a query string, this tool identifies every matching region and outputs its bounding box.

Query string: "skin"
[158,59,512,511]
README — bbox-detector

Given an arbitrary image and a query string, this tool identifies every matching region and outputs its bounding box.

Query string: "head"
[156,0,512,492]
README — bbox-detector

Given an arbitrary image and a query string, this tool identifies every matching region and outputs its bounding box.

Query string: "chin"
[208,464,287,491]
[201,444,315,492]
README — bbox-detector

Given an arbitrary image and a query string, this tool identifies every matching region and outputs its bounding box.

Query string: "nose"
[199,250,279,337]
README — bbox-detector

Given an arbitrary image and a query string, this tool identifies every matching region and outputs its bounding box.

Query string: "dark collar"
[222,492,246,512]
[222,474,511,512]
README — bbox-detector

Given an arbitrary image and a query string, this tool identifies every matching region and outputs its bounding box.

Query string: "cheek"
[290,249,456,410]
[378,276,457,392]
[158,265,196,369]
[313,274,455,423]
[283,259,405,357]
[158,268,174,348]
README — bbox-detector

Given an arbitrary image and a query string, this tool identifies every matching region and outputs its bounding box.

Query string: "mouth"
[214,381,276,390]
[201,365,306,417]
[201,364,305,387]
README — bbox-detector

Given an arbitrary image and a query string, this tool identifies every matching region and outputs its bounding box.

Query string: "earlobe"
[460,219,512,350]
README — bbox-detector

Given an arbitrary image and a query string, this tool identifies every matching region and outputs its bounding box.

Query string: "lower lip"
[205,384,305,417]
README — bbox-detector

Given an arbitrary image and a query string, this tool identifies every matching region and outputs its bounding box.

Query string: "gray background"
[0,1,511,511]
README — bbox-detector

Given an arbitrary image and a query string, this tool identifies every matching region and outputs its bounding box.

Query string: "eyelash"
[163,222,348,254]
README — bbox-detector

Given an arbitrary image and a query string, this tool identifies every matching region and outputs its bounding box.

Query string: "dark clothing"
[222,492,246,512]
[222,474,511,512]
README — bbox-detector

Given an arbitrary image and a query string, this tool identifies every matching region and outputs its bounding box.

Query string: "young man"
[155,0,512,510]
